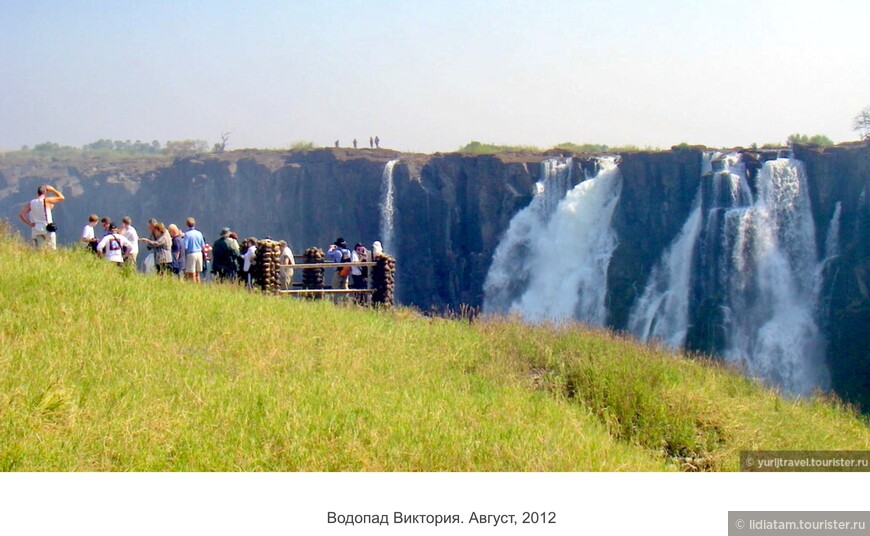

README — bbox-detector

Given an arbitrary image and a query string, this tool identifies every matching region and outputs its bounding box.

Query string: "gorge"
[1,143,868,409]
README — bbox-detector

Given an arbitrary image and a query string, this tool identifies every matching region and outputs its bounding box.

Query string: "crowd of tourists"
[18,185,385,294]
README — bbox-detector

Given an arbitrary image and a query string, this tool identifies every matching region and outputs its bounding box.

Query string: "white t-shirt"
[82,224,95,241]
[122,225,140,255]
[96,233,134,263]
[243,246,257,272]
[351,250,362,276]
[29,198,51,230]
[280,246,294,265]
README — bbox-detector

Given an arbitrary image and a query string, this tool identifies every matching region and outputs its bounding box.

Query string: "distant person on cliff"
[353,138,358,149]
[326,237,352,291]
[120,216,140,267]
[168,224,185,276]
[212,227,243,282]
[334,140,339,148]
[80,214,99,252]
[139,222,172,274]
[182,217,205,283]
[95,223,134,266]
[279,240,295,290]
[18,185,65,250]
[369,136,374,149]
[242,237,258,290]
[375,136,380,149]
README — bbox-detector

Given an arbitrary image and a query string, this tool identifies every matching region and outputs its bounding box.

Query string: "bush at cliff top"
[458,141,543,154]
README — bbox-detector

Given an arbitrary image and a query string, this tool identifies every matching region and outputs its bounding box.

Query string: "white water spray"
[824,201,842,261]
[629,153,748,349]
[379,159,399,255]
[484,157,622,325]
[721,158,829,395]
[484,158,574,312]
[628,199,702,348]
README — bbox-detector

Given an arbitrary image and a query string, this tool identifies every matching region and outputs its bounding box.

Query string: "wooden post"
[302,247,325,296]
[255,239,282,294]
[371,254,396,307]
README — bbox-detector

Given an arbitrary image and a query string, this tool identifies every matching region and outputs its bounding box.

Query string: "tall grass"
[0,230,867,471]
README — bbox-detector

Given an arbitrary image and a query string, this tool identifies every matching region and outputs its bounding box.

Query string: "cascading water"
[627,197,703,348]
[721,158,829,395]
[824,202,842,261]
[488,151,831,395]
[379,159,399,255]
[484,157,622,325]
[629,152,749,349]
[483,157,575,313]
[630,153,830,395]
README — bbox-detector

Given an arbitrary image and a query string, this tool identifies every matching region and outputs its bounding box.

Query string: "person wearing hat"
[211,227,243,283]
[95,223,135,265]
[326,237,353,291]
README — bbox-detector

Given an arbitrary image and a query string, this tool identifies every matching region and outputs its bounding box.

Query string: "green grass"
[0,232,867,471]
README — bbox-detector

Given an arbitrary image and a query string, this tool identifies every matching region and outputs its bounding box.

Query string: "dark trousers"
[215,268,237,283]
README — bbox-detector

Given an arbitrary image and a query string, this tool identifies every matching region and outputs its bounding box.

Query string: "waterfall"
[379,159,399,255]
[483,157,574,313]
[486,151,832,395]
[628,152,746,349]
[721,158,829,395]
[629,154,830,396]
[628,198,703,348]
[824,201,842,261]
[484,157,622,325]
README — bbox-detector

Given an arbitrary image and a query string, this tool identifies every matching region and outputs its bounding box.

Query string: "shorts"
[31,228,57,250]
[184,252,203,274]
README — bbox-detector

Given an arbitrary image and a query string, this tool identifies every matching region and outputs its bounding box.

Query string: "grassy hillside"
[1,231,867,471]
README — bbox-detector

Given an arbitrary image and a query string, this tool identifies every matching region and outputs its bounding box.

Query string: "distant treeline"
[458,134,835,155]
[6,138,216,159]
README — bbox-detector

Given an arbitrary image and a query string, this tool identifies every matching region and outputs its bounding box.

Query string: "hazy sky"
[2,0,869,153]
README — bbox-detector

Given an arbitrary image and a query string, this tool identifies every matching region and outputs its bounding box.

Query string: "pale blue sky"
[2,0,868,152]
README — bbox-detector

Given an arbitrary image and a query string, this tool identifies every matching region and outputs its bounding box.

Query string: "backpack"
[339,248,352,277]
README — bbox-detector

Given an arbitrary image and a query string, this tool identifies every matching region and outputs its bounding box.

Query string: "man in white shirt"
[18,185,65,249]
[80,214,99,251]
[120,216,140,266]
[279,240,295,290]
[96,223,135,265]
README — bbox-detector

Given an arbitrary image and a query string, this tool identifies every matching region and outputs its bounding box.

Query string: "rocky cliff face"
[2,143,868,408]
[795,143,870,410]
